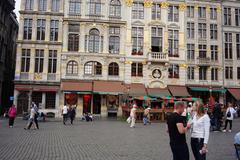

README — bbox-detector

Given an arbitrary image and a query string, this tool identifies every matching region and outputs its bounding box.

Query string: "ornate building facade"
[14,0,240,117]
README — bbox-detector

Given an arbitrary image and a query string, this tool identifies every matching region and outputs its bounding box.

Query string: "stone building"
[0,0,18,113]
[14,0,240,118]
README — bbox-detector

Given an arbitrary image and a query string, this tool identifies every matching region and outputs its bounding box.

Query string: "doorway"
[17,92,29,115]
[93,94,101,114]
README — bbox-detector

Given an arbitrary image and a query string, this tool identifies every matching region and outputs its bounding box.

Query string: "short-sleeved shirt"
[166,112,186,145]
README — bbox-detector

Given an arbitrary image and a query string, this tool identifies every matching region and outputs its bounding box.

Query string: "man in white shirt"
[62,105,69,125]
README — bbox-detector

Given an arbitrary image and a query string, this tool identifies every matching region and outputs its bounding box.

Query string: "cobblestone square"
[0,118,239,160]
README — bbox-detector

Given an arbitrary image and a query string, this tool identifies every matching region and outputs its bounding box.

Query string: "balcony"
[197,57,210,65]
[148,52,169,62]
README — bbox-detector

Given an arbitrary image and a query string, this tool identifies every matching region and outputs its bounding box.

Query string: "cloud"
[14,0,21,21]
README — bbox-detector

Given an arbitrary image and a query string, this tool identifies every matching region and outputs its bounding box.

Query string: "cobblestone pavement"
[0,118,239,160]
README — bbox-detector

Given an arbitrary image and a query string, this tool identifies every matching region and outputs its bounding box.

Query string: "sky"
[14,0,21,21]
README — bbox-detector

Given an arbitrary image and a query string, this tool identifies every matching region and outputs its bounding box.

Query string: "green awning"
[190,87,226,93]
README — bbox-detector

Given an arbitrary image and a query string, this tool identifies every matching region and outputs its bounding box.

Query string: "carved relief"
[161,2,169,9]
[179,3,187,11]
[144,0,153,8]
[125,0,133,7]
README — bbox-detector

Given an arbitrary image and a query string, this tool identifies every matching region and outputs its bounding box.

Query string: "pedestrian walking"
[143,107,151,125]
[191,101,210,160]
[223,102,236,132]
[32,102,39,129]
[166,101,191,160]
[212,102,222,131]
[24,106,37,130]
[8,105,17,128]
[68,106,76,125]
[130,103,137,128]
[62,104,68,125]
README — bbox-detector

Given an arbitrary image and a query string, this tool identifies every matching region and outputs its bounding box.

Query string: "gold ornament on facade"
[179,64,188,68]
[179,3,187,11]
[125,0,133,7]
[217,6,221,13]
[34,73,42,80]
[206,5,210,12]
[161,2,169,9]
[144,0,153,8]
[194,5,199,10]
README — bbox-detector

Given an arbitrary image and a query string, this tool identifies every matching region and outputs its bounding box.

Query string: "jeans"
[170,143,189,160]
[191,138,206,160]
[214,117,221,131]
[28,116,39,129]
[9,117,15,127]
[224,119,232,130]
[143,117,149,125]
[63,114,68,124]
[130,117,136,127]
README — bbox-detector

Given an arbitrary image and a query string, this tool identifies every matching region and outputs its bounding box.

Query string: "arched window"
[109,0,121,18]
[108,62,119,76]
[88,29,100,53]
[84,61,102,75]
[66,60,78,75]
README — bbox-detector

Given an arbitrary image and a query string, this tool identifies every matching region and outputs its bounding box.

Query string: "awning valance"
[93,81,124,95]
[190,87,226,93]
[228,88,240,100]
[168,86,190,97]
[147,88,171,97]
[61,81,92,92]
[15,85,59,92]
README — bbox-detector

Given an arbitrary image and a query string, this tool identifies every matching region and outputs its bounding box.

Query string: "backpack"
[227,109,231,118]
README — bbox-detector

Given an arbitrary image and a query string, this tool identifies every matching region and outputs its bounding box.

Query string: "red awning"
[93,81,124,95]
[147,88,171,97]
[15,85,59,92]
[61,81,92,92]
[228,88,240,100]
[168,86,190,97]
[125,83,147,96]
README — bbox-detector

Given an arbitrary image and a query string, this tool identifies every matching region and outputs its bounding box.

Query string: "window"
[236,9,240,26]
[151,27,162,52]
[66,61,78,75]
[109,0,121,17]
[21,49,31,72]
[48,50,57,73]
[237,67,240,79]
[187,66,194,80]
[211,68,218,81]
[199,44,207,58]
[52,0,60,12]
[224,8,231,25]
[187,6,194,18]
[69,0,81,14]
[89,0,101,15]
[210,24,217,40]
[225,33,233,59]
[35,49,44,73]
[168,5,179,22]
[187,44,195,60]
[198,7,206,18]
[37,19,46,40]
[50,20,59,41]
[168,29,179,57]
[131,62,143,77]
[210,8,217,20]
[132,2,144,19]
[25,0,34,10]
[109,27,120,54]
[46,92,56,109]
[152,3,161,20]
[211,45,218,61]
[168,64,179,78]
[88,28,101,53]
[32,92,42,107]
[108,62,119,76]
[132,27,144,55]
[198,23,206,39]
[237,34,240,59]
[38,0,47,11]
[199,66,207,80]
[23,18,32,40]
[187,22,194,39]
[225,66,233,79]
[68,24,79,51]
[84,61,102,75]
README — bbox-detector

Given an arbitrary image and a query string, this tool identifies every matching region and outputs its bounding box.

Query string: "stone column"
[21,0,26,10]
[18,17,24,41]
[58,91,64,117]
[79,23,85,52]
[77,95,83,118]
[29,48,35,80]
[42,92,46,109]
[101,95,108,118]
[43,48,49,80]
[62,21,68,52]
[45,16,51,42]
[33,0,38,11]
[28,91,32,111]
[32,15,37,41]
[58,20,63,43]
[15,46,22,79]
[47,0,52,12]
[117,96,123,117]
[13,90,19,106]
[102,24,108,53]
[55,91,60,110]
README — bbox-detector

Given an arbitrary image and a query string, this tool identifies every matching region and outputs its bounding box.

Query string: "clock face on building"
[152,69,162,79]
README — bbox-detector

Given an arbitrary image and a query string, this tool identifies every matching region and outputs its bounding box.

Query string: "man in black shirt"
[166,101,191,160]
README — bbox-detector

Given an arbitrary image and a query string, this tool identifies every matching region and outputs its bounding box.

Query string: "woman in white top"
[223,102,236,132]
[130,104,137,128]
[191,101,210,160]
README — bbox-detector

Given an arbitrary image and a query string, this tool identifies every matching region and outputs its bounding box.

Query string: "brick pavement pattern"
[0,118,239,160]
